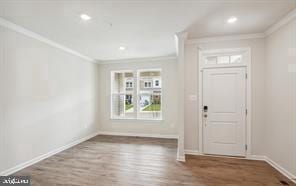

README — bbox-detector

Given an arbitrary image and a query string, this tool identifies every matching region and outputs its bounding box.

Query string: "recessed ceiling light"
[227,17,237,23]
[80,14,91,21]
[119,46,126,51]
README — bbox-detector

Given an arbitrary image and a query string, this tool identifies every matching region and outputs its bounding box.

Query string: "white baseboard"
[98,131,179,139]
[265,156,296,183]
[246,155,266,161]
[184,150,200,155]
[0,131,100,176]
[176,155,185,162]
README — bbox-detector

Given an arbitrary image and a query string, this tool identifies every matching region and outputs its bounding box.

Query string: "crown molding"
[0,17,96,63]
[265,8,296,36]
[185,33,265,45]
[186,8,296,44]
[99,55,177,64]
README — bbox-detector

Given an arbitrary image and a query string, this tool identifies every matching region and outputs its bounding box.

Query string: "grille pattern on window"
[111,69,162,120]
[111,71,136,119]
[206,55,242,65]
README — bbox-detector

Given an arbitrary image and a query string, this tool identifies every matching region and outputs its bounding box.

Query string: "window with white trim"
[205,54,242,65]
[154,79,161,88]
[111,69,162,120]
[111,71,136,119]
[125,79,133,88]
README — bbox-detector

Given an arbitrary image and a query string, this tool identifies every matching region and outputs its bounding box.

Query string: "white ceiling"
[0,0,295,61]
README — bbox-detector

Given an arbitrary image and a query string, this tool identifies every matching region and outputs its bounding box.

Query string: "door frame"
[198,47,252,157]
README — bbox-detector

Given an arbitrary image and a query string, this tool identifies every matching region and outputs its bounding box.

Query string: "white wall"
[265,18,296,177]
[184,38,266,156]
[98,59,179,136]
[0,25,100,173]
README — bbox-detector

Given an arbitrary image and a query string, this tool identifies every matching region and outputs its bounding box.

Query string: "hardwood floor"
[14,135,294,186]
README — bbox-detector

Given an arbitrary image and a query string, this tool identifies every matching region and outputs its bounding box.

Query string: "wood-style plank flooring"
[14,135,295,186]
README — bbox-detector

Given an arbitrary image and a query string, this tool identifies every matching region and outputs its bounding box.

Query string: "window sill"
[110,118,163,122]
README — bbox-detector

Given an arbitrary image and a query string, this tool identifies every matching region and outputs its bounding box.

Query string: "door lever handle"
[203,105,208,127]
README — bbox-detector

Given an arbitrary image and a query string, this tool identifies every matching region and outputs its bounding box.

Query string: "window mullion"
[135,70,139,119]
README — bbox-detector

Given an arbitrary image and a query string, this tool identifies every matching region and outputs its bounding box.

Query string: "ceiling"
[0,0,295,61]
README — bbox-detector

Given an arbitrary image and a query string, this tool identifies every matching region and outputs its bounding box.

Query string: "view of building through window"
[138,70,162,119]
[111,69,162,120]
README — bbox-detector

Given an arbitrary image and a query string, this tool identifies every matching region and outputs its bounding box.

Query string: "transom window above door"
[200,48,249,68]
[111,69,162,120]
[206,55,242,65]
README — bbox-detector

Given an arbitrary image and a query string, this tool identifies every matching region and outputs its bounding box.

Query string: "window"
[206,56,217,65]
[126,79,133,88]
[138,70,162,120]
[111,71,135,119]
[217,56,230,64]
[155,80,159,86]
[230,55,242,63]
[154,79,161,88]
[144,81,152,88]
[206,54,242,65]
[111,69,162,120]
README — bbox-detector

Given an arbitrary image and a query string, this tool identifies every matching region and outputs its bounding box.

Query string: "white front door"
[203,67,246,157]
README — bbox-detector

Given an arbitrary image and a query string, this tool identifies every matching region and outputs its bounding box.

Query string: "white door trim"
[198,47,252,157]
